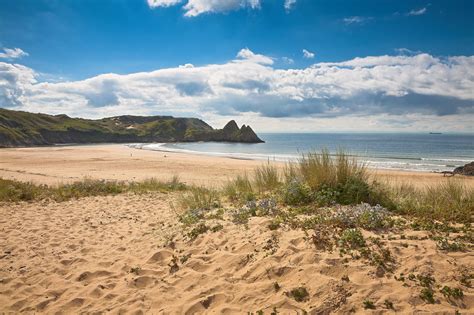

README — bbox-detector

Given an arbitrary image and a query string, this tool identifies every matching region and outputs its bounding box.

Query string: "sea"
[129,133,474,173]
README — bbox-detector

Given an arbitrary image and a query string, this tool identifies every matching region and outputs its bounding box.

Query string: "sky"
[0,0,473,132]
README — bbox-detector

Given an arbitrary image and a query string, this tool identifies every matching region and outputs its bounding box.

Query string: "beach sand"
[1,192,473,313]
[0,144,473,313]
[0,144,472,188]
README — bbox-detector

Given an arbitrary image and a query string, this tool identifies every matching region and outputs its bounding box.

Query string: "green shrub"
[288,287,309,302]
[419,288,435,304]
[313,186,339,206]
[339,228,366,249]
[187,222,209,240]
[281,179,313,205]
[337,177,371,205]
[440,286,463,300]
[363,299,376,310]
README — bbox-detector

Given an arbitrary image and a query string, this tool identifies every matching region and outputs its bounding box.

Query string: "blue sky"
[0,0,473,132]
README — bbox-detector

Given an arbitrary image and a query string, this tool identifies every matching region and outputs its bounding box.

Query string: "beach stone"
[453,162,474,176]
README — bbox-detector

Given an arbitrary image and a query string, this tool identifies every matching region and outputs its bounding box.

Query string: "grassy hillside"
[0,108,263,147]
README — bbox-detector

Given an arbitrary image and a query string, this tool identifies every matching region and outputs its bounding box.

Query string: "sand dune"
[1,192,472,313]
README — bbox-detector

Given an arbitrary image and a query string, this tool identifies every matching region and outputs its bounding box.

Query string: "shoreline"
[0,144,472,188]
[129,143,465,174]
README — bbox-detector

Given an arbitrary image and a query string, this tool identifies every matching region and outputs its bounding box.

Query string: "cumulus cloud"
[407,7,427,16]
[302,49,315,59]
[0,48,29,60]
[1,48,473,131]
[182,0,260,17]
[147,0,293,16]
[284,0,296,12]
[237,48,273,65]
[0,62,36,107]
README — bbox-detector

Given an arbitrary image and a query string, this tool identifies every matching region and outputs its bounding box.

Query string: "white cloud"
[179,63,195,68]
[0,48,29,60]
[182,0,260,17]
[281,57,294,64]
[284,0,296,11]
[147,0,182,7]
[343,16,371,25]
[407,7,427,16]
[302,49,315,59]
[1,49,473,131]
[395,48,423,55]
[236,48,273,65]
[147,0,295,16]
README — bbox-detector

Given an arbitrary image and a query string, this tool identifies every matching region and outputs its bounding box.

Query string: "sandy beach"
[1,191,473,313]
[0,144,473,313]
[0,144,472,188]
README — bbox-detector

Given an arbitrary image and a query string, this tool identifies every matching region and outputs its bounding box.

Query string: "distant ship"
[429,132,443,134]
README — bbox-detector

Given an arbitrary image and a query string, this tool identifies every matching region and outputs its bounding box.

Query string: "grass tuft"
[254,162,281,193]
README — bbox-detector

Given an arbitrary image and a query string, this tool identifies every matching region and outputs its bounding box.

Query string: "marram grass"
[1,150,472,223]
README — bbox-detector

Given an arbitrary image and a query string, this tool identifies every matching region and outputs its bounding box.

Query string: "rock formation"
[0,108,264,147]
[453,162,474,176]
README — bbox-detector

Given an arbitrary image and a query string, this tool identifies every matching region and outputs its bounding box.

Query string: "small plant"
[231,206,255,225]
[180,254,191,264]
[311,224,334,251]
[178,208,205,226]
[263,234,279,255]
[288,287,309,302]
[363,299,376,309]
[129,266,141,275]
[268,219,281,231]
[436,237,465,252]
[187,222,209,240]
[384,299,394,310]
[417,274,436,288]
[169,255,179,274]
[282,179,313,205]
[419,287,435,304]
[257,198,278,216]
[440,286,463,300]
[313,186,339,206]
[339,228,366,250]
[211,224,223,233]
[395,273,405,282]
[273,282,281,291]
[458,267,473,287]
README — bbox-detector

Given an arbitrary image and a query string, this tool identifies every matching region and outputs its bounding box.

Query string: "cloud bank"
[1,49,473,131]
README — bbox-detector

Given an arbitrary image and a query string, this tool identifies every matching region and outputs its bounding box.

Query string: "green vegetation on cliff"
[0,108,263,147]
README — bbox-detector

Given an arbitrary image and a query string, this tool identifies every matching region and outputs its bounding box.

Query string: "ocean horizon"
[129,132,474,173]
